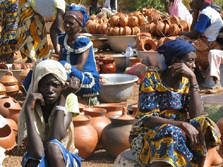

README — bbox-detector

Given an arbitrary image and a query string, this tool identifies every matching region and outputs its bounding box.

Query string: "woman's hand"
[180,122,200,150]
[25,93,45,110]
[62,76,80,97]
[169,63,195,79]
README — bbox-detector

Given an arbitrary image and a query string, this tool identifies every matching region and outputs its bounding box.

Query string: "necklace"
[64,35,75,64]
[155,70,187,94]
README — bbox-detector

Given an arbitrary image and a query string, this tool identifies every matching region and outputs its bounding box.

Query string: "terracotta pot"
[72,115,98,159]
[0,71,18,86]
[0,83,6,98]
[123,26,132,35]
[119,14,128,27]
[0,124,16,150]
[5,118,18,136]
[0,63,8,69]
[4,84,19,97]
[131,104,138,115]
[83,107,111,149]
[7,108,21,124]
[203,147,222,167]
[109,15,120,27]
[101,58,116,74]
[129,57,143,67]
[101,107,135,157]
[0,96,21,118]
[94,102,126,119]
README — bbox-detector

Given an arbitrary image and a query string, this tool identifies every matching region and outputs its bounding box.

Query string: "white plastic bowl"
[137,50,165,71]
[111,54,127,69]
[99,74,138,103]
[107,35,136,53]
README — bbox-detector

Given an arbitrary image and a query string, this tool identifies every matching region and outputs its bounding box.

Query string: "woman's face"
[177,52,197,71]
[192,0,203,10]
[63,15,81,34]
[38,74,63,104]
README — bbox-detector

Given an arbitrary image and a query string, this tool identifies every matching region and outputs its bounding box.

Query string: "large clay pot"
[7,108,21,123]
[101,107,135,158]
[0,71,19,97]
[101,58,116,74]
[0,96,21,118]
[0,124,16,150]
[83,107,111,149]
[203,147,223,167]
[5,118,18,136]
[94,102,126,119]
[72,115,98,159]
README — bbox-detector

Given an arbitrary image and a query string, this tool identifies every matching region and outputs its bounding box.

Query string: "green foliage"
[127,0,165,12]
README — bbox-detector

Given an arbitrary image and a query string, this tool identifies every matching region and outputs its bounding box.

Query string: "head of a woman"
[192,0,213,10]
[63,3,89,34]
[157,38,197,71]
[33,60,67,104]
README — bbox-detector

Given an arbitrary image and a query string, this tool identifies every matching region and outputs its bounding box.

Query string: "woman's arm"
[72,48,90,71]
[50,8,64,55]
[24,93,45,159]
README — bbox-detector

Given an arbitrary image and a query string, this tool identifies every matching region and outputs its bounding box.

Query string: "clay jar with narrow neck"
[72,115,98,159]
[94,102,127,119]
[83,107,111,149]
[101,58,116,74]
[0,71,19,97]
[101,107,135,158]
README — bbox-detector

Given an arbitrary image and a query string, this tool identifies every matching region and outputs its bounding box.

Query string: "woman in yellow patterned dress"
[16,0,66,61]
[0,0,19,63]
[129,38,221,167]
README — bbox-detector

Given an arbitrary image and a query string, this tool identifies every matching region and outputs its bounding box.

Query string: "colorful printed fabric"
[0,0,18,55]
[16,0,50,61]
[21,139,82,167]
[129,71,221,167]
[57,33,101,98]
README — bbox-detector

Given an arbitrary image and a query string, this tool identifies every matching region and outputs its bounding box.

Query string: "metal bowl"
[137,50,165,71]
[107,35,136,53]
[98,74,138,103]
[111,54,127,69]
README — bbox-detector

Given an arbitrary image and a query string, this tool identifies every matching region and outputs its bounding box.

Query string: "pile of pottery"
[72,102,135,159]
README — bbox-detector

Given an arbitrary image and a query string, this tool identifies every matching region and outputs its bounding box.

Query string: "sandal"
[206,84,223,94]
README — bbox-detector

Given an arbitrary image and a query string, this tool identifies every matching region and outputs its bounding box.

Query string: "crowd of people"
[0,0,223,166]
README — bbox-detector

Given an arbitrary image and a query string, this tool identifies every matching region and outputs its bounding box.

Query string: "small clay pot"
[0,124,16,150]
[5,118,18,136]
[4,84,19,97]
[101,58,116,74]
[0,71,18,86]
[129,57,143,66]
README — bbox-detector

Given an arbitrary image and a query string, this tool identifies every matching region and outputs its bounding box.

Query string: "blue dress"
[57,33,101,98]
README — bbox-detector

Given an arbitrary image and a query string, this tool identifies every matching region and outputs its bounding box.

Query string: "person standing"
[16,0,66,62]
[0,0,19,63]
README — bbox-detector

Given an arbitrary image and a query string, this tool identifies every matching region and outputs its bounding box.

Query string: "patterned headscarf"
[64,3,90,28]
[157,38,196,65]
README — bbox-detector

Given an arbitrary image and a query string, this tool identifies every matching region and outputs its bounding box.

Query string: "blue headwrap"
[157,38,196,65]
[66,3,90,28]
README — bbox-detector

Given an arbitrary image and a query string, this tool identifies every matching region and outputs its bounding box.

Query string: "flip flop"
[206,84,223,94]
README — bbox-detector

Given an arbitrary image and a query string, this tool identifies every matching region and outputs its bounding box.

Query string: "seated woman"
[129,38,221,167]
[17,59,82,167]
[57,3,101,106]
[164,0,192,24]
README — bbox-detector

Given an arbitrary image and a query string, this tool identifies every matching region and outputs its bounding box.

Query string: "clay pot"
[111,27,120,36]
[128,16,139,27]
[72,115,98,159]
[94,102,126,119]
[0,96,21,118]
[131,104,138,115]
[123,26,132,35]
[0,83,6,98]
[141,38,157,51]
[109,15,120,27]
[0,71,19,97]
[203,147,222,167]
[101,107,135,157]
[7,108,21,124]
[101,58,116,74]
[99,22,108,34]
[129,57,143,66]
[131,26,141,35]
[83,107,111,149]
[0,63,8,69]
[5,118,18,136]
[0,124,16,150]
[119,14,128,27]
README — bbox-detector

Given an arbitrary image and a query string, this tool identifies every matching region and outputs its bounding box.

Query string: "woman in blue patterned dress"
[57,3,101,105]
[129,38,221,167]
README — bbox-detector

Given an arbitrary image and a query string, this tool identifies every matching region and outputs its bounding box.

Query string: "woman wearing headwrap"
[129,38,221,167]
[16,0,66,61]
[180,0,223,71]
[57,3,101,106]
[17,59,82,167]
[164,0,192,24]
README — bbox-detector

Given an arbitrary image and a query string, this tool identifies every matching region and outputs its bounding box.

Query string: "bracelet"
[55,105,67,115]
[189,89,198,95]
